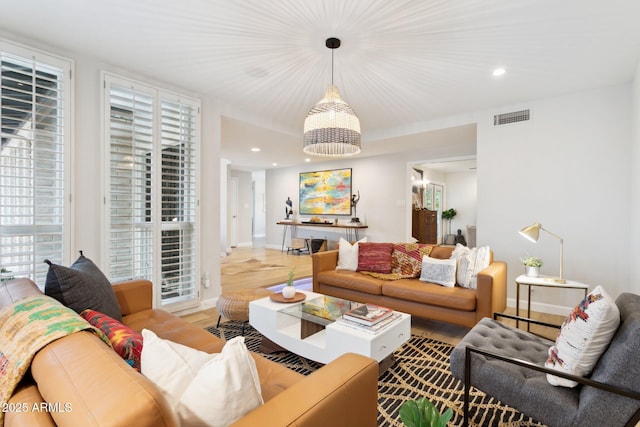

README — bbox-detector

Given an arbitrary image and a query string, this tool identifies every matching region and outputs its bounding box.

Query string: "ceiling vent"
[494,109,530,126]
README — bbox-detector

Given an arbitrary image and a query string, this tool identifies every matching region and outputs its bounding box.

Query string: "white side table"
[515,274,589,330]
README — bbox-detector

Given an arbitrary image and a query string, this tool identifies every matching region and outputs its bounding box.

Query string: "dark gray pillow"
[44,252,122,321]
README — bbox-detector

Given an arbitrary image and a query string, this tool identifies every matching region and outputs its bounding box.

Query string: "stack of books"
[336,303,400,334]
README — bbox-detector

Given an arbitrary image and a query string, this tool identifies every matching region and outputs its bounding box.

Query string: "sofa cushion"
[178,336,264,427]
[81,309,143,371]
[124,308,224,354]
[363,243,434,280]
[357,242,393,273]
[545,285,620,387]
[336,237,367,271]
[382,279,476,311]
[419,256,457,287]
[31,331,177,426]
[450,244,491,289]
[317,270,384,295]
[44,253,122,321]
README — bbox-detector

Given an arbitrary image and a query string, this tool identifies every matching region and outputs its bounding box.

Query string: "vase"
[525,266,540,278]
[282,285,296,299]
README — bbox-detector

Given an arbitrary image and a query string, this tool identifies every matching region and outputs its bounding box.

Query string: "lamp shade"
[303,85,361,157]
[519,222,542,242]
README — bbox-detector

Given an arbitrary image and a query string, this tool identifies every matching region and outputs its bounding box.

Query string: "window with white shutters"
[104,74,200,309]
[0,44,71,285]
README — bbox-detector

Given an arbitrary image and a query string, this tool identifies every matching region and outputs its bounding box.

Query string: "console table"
[277,221,368,252]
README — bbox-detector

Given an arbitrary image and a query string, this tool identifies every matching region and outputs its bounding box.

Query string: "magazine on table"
[343,303,394,325]
[336,312,402,334]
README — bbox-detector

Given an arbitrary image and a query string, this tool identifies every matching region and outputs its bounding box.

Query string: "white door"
[229,177,239,247]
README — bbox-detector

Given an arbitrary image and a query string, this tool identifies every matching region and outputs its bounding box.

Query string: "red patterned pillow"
[392,243,434,277]
[81,309,143,371]
[357,242,394,273]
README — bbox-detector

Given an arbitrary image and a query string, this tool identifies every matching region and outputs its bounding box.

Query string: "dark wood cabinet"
[412,208,437,244]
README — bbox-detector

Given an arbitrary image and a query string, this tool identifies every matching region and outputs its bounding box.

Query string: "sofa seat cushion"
[382,280,476,311]
[123,309,224,354]
[31,331,178,427]
[317,270,384,295]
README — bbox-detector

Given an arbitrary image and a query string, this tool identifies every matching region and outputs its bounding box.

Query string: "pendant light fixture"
[303,37,361,157]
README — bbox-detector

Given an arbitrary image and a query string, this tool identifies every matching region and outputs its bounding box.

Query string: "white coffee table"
[249,290,410,368]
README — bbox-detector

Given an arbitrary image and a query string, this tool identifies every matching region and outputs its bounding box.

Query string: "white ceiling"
[2,0,640,171]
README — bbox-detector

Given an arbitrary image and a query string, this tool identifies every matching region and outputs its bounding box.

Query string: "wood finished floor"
[181,245,564,346]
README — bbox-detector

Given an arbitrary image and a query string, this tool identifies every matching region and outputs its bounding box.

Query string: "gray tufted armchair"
[449,293,640,427]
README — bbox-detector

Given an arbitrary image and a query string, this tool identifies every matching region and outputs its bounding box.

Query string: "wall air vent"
[493,109,530,126]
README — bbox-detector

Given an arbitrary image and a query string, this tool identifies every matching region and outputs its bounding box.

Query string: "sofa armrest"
[112,279,153,316]
[475,261,507,322]
[312,250,339,291]
[230,353,378,427]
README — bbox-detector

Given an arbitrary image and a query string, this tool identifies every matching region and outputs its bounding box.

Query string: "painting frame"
[299,168,352,216]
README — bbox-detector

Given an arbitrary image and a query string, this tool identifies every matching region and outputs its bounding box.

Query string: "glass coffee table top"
[279,295,360,327]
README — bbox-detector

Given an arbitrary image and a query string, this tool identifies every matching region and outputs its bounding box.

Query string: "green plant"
[521,256,543,267]
[441,208,457,220]
[287,267,296,286]
[399,398,453,427]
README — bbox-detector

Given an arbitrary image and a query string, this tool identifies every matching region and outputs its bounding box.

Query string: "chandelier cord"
[331,49,334,85]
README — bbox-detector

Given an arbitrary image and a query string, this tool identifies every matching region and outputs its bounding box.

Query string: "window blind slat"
[1,48,68,285]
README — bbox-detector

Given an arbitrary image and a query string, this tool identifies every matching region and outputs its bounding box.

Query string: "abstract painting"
[299,168,352,215]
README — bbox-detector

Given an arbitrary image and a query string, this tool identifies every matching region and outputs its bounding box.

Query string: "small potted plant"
[399,397,453,427]
[442,208,457,244]
[282,267,297,299]
[522,256,543,278]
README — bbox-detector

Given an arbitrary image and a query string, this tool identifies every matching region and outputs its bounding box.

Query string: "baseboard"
[507,298,571,317]
[236,241,253,247]
[172,297,217,316]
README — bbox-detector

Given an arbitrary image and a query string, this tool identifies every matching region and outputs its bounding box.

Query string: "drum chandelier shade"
[303,38,361,157]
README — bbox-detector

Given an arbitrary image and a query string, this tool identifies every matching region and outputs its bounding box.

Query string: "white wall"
[445,171,477,240]
[632,63,640,287]
[266,139,477,250]
[477,83,634,310]
[252,170,266,239]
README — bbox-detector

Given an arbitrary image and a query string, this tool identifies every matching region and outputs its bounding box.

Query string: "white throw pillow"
[419,256,457,288]
[141,331,264,426]
[454,245,491,289]
[336,237,367,271]
[141,329,214,409]
[545,285,620,387]
[177,336,264,427]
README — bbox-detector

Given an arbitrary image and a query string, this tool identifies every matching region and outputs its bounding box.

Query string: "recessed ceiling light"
[272,162,278,166]
[305,158,311,162]
[251,147,261,152]
[492,67,506,77]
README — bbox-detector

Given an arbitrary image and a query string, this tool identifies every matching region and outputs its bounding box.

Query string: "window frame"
[101,72,201,312]
[0,39,73,285]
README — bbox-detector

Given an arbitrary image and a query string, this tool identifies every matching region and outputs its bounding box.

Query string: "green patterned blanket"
[0,295,108,424]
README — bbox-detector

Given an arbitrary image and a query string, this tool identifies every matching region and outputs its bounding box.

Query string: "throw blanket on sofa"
[0,295,109,424]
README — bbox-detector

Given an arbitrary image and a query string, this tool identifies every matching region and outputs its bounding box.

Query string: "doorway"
[409,158,477,246]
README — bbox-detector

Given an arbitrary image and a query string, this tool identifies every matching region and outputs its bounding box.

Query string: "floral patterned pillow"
[545,286,620,387]
[81,309,143,371]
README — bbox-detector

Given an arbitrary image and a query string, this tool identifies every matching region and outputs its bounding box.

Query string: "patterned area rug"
[206,321,545,427]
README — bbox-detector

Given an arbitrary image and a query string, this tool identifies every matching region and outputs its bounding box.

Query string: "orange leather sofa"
[313,246,507,328]
[1,278,379,427]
